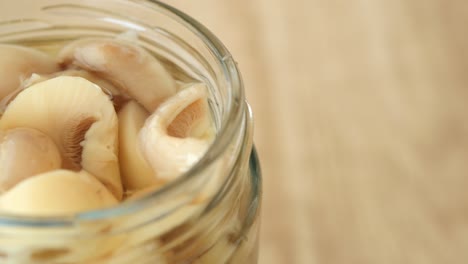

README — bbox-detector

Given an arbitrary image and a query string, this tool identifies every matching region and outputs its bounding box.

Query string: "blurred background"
[171,1,468,263]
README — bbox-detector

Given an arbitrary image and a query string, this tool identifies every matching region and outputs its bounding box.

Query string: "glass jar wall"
[0,0,261,263]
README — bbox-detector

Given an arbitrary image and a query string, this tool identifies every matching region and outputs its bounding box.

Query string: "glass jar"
[0,0,261,263]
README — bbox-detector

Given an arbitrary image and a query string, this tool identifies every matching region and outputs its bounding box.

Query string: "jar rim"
[0,0,245,226]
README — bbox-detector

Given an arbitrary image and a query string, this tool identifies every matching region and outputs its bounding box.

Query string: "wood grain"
[169,1,468,263]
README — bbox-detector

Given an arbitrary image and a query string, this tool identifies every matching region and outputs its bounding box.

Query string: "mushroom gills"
[139,83,215,181]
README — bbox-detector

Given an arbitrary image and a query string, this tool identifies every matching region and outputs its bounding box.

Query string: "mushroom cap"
[22,69,129,111]
[118,100,159,191]
[0,128,62,193]
[58,38,176,112]
[0,76,123,199]
[0,170,118,216]
[0,44,59,101]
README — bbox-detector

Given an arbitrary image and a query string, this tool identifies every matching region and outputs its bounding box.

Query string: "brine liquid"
[0,36,259,264]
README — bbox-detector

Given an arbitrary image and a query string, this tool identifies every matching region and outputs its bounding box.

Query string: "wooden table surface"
[170,1,468,263]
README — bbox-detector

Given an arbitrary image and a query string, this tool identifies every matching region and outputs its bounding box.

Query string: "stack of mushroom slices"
[0,36,215,216]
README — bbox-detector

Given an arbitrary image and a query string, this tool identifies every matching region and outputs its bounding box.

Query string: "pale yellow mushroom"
[0,44,59,101]
[58,38,176,111]
[118,101,160,191]
[22,69,129,111]
[0,128,61,193]
[139,83,215,181]
[22,69,122,97]
[0,170,118,216]
[0,76,123,199]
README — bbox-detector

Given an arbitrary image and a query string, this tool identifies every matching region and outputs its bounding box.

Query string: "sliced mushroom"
[0,170,118,216]
[0,76,123,199]
[58,38,176,111]
[139,83,214,181]
[0,44,59,101]
[118,101,160,191]
[0,128,61,193]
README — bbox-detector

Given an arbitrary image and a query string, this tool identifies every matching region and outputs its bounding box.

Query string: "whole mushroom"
[0,76,123,199]
[0,128,62,193]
